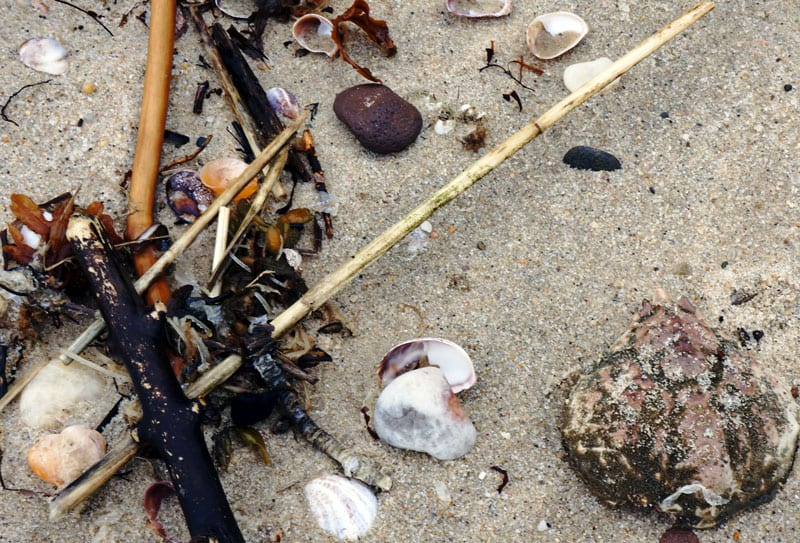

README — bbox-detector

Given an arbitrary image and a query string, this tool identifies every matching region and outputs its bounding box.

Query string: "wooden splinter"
[67,215,245,543]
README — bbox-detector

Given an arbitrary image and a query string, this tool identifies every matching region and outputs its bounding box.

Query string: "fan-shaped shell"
[304,475,377,540]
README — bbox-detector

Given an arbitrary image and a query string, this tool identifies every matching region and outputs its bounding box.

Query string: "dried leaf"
[10,194,50,236]
[235,426,271,465]
[46,193,75,259]
[143,481,179,543]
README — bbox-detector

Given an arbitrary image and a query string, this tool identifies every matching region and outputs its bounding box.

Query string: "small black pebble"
[660,111,670,118]
[476,240,486,250]
[563,146,622,171]
[649,186,656,194]
[196,136,208,146]
[721,261,729,268]
[164,129,190,148]
[753,330,764,342]
[77,118,84,127]
[784,84,793,92]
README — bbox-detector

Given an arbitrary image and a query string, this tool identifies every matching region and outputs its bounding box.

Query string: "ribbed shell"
[304,475,377,540]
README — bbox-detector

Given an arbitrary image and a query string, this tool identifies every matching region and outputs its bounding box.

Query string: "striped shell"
[304,475,377,540]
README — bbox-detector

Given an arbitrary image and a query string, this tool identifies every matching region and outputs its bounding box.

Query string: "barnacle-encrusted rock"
[333,84,422,154]
[561,292,800,528]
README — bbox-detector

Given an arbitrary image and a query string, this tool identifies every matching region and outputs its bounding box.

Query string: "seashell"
[526,12,588,60]
[266,87,302,120]
[304,474,377,540]
[197,158,258,201]
[378,337,476,393]
[27,425,107,487]
[18,37,68,75]
[165,170,215,221]
[333,84,423,154]
[563,145,621,171]
[563,57,617,92]
[19,360,108,430]
[374,366,477,460]
[561,293,800,527]
[445,0,512,18]
[292,14,339,57]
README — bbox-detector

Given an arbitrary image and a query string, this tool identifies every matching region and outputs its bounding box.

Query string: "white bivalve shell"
[18,37,69,75]
[374,366,477,460]
[304,474,378,541]
[292,14,338,57]
[19,360,109,430]
[563,57,617,92]
[377,337,476,393]
[526,12,588,60]
[445,0,512,18]
[27,425,107,487]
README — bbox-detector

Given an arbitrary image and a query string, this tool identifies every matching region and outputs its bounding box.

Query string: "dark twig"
[66,214,244,542]
[159,134,213,172]
[53,0,114,36]
[1,80,52,127]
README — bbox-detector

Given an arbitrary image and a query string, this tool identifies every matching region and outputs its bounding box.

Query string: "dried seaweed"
[331,0,396,83]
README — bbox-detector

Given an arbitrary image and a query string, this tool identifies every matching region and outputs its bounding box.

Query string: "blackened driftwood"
[66,214,245,543]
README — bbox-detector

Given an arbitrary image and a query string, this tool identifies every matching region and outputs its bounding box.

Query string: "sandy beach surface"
[1,1,799,541]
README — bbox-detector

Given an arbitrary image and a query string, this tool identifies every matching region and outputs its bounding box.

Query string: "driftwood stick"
[67,215,245,542]
[125,0,175,305]
[269,1,715,337]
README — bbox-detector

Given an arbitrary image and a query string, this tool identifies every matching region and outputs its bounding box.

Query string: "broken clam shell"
[292,14,338,57]
[526,12,588,60]
[374,366,477,460]
[378,337,476,393]
[305,474,377,540]
[18,37,68,75]
[563,57,617,92]
[197,157,257,201]
[27,425,107,487]
[445,0,512,18]
[561,293,800,528]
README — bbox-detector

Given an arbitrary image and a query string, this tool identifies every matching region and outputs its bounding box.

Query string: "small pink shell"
[445,0,512,18]
[378,337,476,393]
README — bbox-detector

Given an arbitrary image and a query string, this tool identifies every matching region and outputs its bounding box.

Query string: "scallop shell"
[377,337,476,393]
[526,12,588,60]
[304,475,377,540]
[445,0,512,18]
[561,293,800,528]
[27,425,107,487]
[292,14,339,57]
[374,366,477,460]
[197,158,257,201]
[19,37,68,75]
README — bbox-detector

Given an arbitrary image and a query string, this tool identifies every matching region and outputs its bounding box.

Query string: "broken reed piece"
[268,1,716,338]
[125,0,176,305]
[66,215,245,542]
[0,113,309,415]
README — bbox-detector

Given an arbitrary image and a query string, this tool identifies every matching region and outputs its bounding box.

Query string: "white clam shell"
[304,475,377,540]
[374,366,477,460]
[445,0,512,18]
[27,425,107,487]
[563,57,617,92]
[19,360,109,430]
[378,337,476,393]
[18,37,69,75]
[526,12,588,60]
[292,14,339,57]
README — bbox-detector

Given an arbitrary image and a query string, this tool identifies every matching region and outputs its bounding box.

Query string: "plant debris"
[331,0,396,83]
[1,80,52,127]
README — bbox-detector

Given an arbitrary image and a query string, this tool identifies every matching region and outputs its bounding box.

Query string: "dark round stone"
[333,84,423,154]
[563,145,622,171]
[659,527,699,543]
[230,390,278,426]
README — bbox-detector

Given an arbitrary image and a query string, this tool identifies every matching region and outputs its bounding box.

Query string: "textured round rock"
[304,474,377,540]
[374,366,476,460]
[561,292,800,528]
[563,145,621,171]
[333,84,423,154]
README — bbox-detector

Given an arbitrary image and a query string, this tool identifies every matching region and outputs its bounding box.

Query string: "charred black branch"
[66,215,244,543]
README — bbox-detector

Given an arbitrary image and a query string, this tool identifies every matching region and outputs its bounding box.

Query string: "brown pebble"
[660,527,700,543]
[333,84,422,154]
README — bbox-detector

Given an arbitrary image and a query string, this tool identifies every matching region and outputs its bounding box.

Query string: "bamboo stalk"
[269,1,715,337]
[124,0,176,305]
